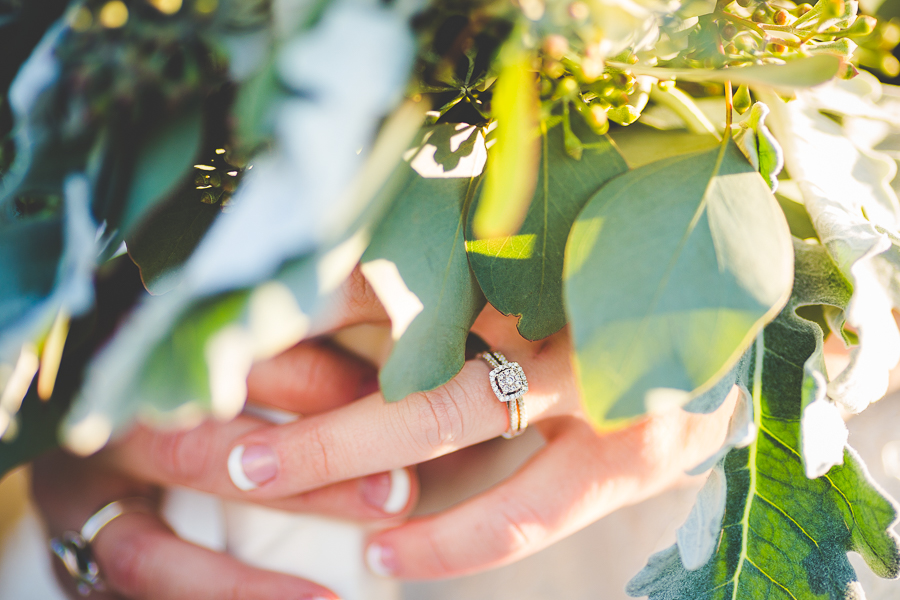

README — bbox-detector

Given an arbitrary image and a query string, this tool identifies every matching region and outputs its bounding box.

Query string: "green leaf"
[607,126,720,168]
[762,88,900,414]
[119,105,203,236]
[0,216,61,334]
[134,292,250,418]
[362,125,487,402]
[470,40,540,240]
[732,102,784,192]
[126,189,221,295]
[466,122,627,340]
[564,140,793,426]
[627,247,899,600]
[610,55,842,90]
[733,85,752,115]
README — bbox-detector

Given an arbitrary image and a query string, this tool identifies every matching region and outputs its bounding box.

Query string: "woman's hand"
[32,451,340,600]
[31,280,418,599]
[92,265,734,580]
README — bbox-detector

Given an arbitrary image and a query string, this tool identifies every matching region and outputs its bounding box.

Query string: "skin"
[32,268,736,597]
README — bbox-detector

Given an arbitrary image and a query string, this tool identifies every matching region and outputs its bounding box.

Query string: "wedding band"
[50,497,155,596]
[479,351,528,438]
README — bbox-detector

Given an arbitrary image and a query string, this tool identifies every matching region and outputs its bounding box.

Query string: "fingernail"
[357,372,380,398]
[228,444,278,491]
[360,468,411,514]
[365,542,398,577]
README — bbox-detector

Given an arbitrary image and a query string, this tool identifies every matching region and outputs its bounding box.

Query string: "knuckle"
[101,530,158,596]
[153,428,211,485]
[489,497,550,557]
[301,422,336,484]
[408,381,469,452]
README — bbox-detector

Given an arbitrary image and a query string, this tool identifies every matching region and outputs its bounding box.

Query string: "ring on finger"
[479,351,529,439]
[50,497,155,596]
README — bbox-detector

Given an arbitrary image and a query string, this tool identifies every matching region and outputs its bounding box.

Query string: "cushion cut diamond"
[488,362,528,402]
[497,370,520,394]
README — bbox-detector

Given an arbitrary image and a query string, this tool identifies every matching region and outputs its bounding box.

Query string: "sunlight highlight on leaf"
[466,234,536,259]
[360,259,424,341]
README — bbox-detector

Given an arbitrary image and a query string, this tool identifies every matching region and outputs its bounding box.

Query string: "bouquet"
[3,0,900,596]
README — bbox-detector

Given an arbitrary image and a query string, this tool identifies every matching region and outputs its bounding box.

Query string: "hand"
[31,273,418,599]
[95,264,734,580]
[32,451,340,600]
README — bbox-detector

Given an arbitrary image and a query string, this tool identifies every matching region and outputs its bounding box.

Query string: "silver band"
[50,498,155,596]
[479,351,529,439]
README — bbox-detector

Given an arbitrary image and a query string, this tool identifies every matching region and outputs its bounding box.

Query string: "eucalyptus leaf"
[610,55,842,90]
[628,316,900,600]
[564,140,793,426]
[119,105,204,237]
[126,190,221,295]
[471,42,540,240]
[607,126,719,168]
[362,124,487,402]
[466,121,627,340]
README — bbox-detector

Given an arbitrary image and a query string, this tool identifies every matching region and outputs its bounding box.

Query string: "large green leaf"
[627,243,900,600]
[362,124,487,401]
[564,140,793,426]
[466,122,627,340]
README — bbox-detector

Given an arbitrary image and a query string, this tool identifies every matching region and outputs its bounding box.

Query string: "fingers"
[224,332,580,499]
[364,404,734,579]
[103,420,417,521]
[32,452,338,600]
[91,512,338,600]
[247,341,377,415]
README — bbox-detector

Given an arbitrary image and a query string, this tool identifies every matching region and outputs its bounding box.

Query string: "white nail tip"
[365,544,392,577]
[383,468,411,514]
[227,445,257,491]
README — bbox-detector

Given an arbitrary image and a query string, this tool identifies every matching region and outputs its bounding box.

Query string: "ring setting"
[480,351,529,438]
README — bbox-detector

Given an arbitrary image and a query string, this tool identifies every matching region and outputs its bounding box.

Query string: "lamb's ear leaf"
[466,121,627,341]
[363,124,487,402]
[627,244,900,600]
[564,140,793,428]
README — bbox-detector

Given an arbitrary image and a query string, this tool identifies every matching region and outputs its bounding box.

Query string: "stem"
[716,10,766,37]
[725,80,733,133]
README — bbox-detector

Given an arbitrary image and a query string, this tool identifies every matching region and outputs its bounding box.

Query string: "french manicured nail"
[361,469,411,514]
[228,444,278,491]
[365,542,398,577]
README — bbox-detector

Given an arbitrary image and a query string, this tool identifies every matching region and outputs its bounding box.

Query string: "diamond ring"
[479,351,529,438]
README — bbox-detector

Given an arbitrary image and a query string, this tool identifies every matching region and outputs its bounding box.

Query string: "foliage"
[3,0,900,597]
